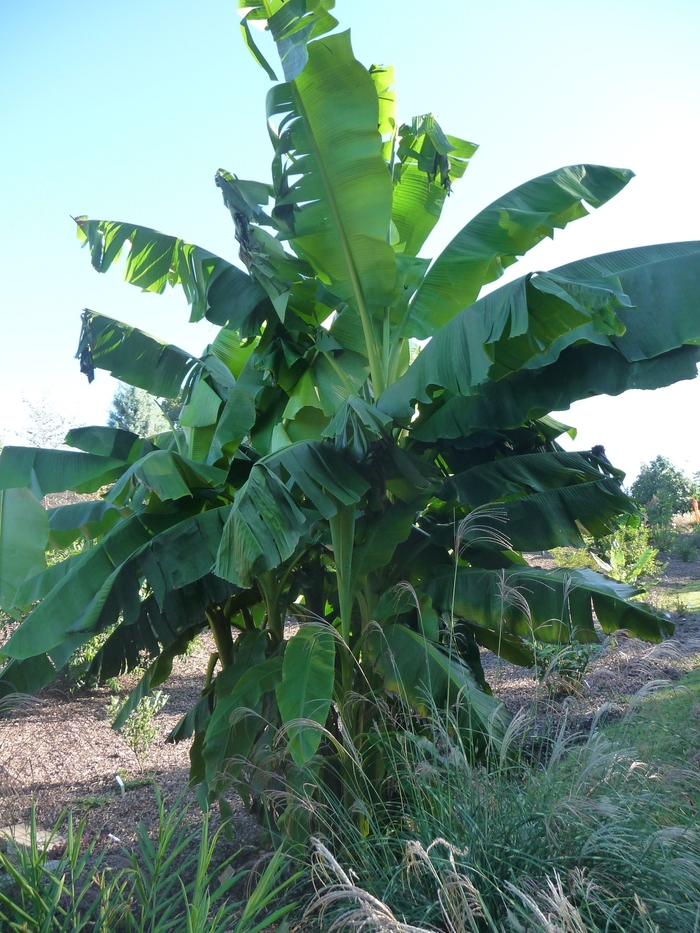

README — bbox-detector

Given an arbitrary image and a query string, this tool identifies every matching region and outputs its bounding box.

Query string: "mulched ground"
[1,551,699,858]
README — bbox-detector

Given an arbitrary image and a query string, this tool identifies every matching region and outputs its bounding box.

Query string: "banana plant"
[2,0,699,830]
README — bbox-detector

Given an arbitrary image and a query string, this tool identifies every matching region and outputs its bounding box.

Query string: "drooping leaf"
[0,446,128,498]
[413,343,700,443]
[107,450,227,504]
[406,164,634,339]
[76,310,195,396]
[379,270,632,421]
[440,450,638,549]
[0,488,49,610]
[276,623,335,765]
[422,566,672,646]
[47,499,130,549]
[365,623,509,740]
[0,655,56,699]
[65,426,152,462]
[75,217,269,327]
[2,513,156,658]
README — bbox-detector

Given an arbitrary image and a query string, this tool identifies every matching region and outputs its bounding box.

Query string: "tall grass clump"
[0,788,299,933]
[292,689,700,933]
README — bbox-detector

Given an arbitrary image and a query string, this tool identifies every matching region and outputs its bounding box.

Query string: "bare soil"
[1,553,699,856]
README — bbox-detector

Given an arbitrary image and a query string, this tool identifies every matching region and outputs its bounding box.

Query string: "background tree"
[631,456,698,524]
[108,384,171,437]
[22,396,76,450]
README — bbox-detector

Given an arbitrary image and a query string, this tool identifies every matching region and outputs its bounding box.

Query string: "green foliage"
[1,1,699,835]
[595,516,662,584]
[531,638,597,696]
[631,455,698,524]
[672,534,700,562]
[0,790,298,933]
[107,690,169,768]
[650,523,679,551]
[304,685,700,933]
[108,383,172,437]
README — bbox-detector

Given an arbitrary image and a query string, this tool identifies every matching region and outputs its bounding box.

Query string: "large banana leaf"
[215,441,369,585]
[75,217,269,328]
[2,514,154,658]
[379,270,631,420]
[106,451,227,504]
[405,165,633,339]
[422,567,672,645]
[381,241,700,421]
[0,655,56,700]
[365,623,509,739]
[266,30,395,388]
[0,446,128,497]
[440,450,638,550]
[549,241,700,361]
[47,499,130,550]
[276,623,335,766]
[64,426,152,461]
[76,310,195,396]
[413,343,700,443]
[0,488,48,610]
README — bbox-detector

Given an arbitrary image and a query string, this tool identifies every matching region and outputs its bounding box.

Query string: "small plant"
[550,545,597,571]
[672,535,699,562]
[649,523,679,552]
[594,516,662,585]
[107,690,169,769]
[531,638,597,697]
[0,791,300,933]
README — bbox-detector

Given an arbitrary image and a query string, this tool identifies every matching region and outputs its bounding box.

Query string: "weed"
[0,790,300,933]
[107,690,169,769]
[531,639,597,696]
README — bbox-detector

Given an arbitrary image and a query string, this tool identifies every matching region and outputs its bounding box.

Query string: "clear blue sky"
[1,0,699,481]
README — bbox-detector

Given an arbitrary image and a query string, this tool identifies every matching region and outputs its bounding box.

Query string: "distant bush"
[630,456,698,525]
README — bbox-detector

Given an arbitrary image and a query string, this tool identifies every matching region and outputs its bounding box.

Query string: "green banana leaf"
[413,343,700,442]
[0,655,56,700]
[381,241,700,421]
[421,566,672,646]
[0,446,128,498]
[47,499,130,549]
[107,451,227,504]
[65,426,152,461]
[379,270,631,421]
[76,310,195,396]
[75,217,269,327]
[406,164,633,339]
[276,623,335,766]
[266,30,395,384]
[365,623,509,740]
[439,450,638,550]
[0,488,48,610]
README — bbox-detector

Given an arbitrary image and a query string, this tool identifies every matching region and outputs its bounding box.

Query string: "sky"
[1,0,699,482]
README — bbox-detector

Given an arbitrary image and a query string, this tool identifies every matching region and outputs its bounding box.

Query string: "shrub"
[630,456,698,524]
[672,535,699,562]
